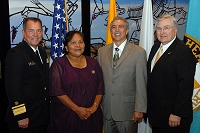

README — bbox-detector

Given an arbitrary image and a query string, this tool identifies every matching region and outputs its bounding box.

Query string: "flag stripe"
[106,0,117,45]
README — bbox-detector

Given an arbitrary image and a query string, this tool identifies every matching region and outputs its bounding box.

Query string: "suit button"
[44,98,46,100]
[44,87,46,90]
[112,94,114,96]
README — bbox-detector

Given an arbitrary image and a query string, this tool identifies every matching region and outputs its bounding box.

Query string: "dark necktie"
[113,48,119,67]
[35,50,42,63]
[35,50,43,70]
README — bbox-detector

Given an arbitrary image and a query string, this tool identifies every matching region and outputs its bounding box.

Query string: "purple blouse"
[48,56,104,133]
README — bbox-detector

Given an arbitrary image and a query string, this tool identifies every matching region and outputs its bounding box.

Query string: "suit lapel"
[147,42,160,73]
[152,38,178,71]
[38,47,45,71]
[22,41,43,71]
[149,43,160,64]
[106,42,134,68]
[115,42,131,68]
[38,47,47,64]
[107,44,114,68]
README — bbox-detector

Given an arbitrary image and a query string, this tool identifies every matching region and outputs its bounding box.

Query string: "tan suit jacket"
[98,42,147,121]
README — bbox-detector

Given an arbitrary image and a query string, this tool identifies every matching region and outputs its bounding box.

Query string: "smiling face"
[110,19,129,46]
[22,20,43,48]
[156,18,177,45]
[65,33,85,57]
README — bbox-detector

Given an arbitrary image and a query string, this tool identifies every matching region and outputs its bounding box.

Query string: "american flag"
[50,0,67,61]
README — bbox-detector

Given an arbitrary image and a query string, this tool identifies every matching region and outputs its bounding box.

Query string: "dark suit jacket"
[5,41,50,127]
[98,42,147,121]
[147,37,196,127]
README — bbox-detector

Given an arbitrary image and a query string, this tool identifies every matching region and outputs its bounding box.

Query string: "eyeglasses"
[156,26,174,32]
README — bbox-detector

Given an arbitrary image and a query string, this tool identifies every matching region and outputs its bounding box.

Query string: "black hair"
[63,30,84,54]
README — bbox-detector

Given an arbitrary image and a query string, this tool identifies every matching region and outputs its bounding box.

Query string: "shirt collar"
[161,36,176,48]
[113,39,127,51]
[29,45,39,53]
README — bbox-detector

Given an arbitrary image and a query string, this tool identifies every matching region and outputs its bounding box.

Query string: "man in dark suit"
[147,14,196,133]
[5,17,49,132]
[98,16,147,133]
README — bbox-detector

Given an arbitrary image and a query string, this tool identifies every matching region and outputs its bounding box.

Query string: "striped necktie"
[113,48,119,67]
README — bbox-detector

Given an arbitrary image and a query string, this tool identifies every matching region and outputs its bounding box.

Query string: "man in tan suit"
[98,16,147,133]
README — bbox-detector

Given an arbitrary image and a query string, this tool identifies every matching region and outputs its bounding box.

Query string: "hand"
[76,107,91,120]
[132,112,143,123]
[169,114,181,127]
[18,118,29,129]
[86,105,97,115]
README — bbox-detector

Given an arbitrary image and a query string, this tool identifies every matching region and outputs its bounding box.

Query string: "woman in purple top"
[48,31,104,133]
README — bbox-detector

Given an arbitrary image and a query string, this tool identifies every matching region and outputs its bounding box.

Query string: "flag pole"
[64,0,69,32]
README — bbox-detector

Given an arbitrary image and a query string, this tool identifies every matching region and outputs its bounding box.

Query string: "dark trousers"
[152,122,191,133]
[9,125,48,133]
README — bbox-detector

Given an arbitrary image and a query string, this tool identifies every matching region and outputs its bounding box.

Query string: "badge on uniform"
[28,61,36,66]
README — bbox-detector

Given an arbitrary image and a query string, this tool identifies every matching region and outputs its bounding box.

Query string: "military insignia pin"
[14,101,19,105]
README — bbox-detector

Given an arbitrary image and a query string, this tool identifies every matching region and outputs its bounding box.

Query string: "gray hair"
[155,14,178,30]
[110,16,129,30]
